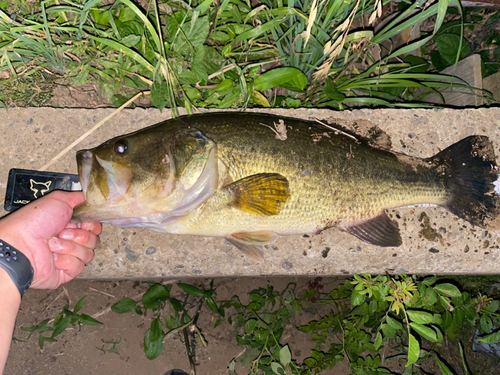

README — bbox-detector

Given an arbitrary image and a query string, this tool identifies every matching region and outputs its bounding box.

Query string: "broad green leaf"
[73,296,87,313]
[410,323,437,342]
[477,330,500,344]
[280,345,291,366]
[440,310,452,331]
[144,327,165,360]
[406,333,420,367]
[251,90,270,107]
[245,319,257,334]
[407,310,434,325]
[484,300,499,313]
[169,297,183,312]
[177,283,204,297]
[386,316,403,330]
[204,296,220,315]
[422,276,438,286]
[254,67,306,92]
[434,33,470,64]
[480,314,493,334]
[143,284,170,309]
[271,362,284,374]
[150,318,164,342]
[111,298,137,314]
[381,324,397,339]
[351,290,365,306]
[215,78,233,92]
[80,314,103,326]
[150,79,172,112]
[434,284,462,298]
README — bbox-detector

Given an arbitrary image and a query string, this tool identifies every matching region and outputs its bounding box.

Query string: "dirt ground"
[5,277,350,375]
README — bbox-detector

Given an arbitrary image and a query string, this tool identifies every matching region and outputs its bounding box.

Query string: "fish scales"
[173,114,448,237]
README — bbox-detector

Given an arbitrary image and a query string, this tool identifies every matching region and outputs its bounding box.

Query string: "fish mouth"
[77,150,93,198]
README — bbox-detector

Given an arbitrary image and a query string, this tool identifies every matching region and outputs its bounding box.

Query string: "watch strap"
[0,239,34,296]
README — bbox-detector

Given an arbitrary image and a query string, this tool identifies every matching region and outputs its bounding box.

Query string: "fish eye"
[114,140,128,155]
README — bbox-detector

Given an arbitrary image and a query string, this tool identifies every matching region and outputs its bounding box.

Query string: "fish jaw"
[77,150,92,197]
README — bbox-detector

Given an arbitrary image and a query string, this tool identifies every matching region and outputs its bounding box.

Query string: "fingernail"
[48,238,63,251]
[59,230,74,240]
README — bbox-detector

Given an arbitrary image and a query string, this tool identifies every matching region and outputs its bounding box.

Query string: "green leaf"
[351,290,366,306]
[407,310,434,325]
[434,354,454,375]
[381,324,397,339]
[204,296,220,315]
[150,318,164,342]
[477,330,500,344]
[434,284,462,298]
[74,296,87,313]
[144,327,165,360]
[410,323,438,342]
[143,284,170,309]
[324,78,346,101]
[484,300,499,313]
[434,33,470,64]
[480,314,493,334]
[386,316,403,330]
[245,319,257,334]
[111,298,137,314]
[422,276,438,286]
[80,314,103,326]
[374,332,383,350]
[254,67,307,92]
[51,316,71,338]
[406,333,420,367]
[150,79,172,112]
[177,283,204,297]
[279,345,291,366]
[271,362,284,374]
[169,298,183,312]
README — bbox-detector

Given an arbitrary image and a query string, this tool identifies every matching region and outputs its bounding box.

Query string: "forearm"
[0,268,21,375]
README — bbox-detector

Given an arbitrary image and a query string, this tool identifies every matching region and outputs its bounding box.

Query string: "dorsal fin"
[222,173,290,216]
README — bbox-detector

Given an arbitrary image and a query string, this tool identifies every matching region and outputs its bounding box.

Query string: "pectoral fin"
[342,212,402,247]
[223,173,290,216]
[227,231,279,262]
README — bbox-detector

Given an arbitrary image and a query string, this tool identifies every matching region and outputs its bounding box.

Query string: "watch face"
[4,169,80,212]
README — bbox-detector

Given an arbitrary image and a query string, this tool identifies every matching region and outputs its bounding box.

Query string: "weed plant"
[0,0,486,110]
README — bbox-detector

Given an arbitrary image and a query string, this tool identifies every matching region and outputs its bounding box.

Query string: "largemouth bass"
[73,113,499,260]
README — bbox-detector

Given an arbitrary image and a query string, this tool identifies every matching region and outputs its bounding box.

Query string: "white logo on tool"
[30,179,52,198]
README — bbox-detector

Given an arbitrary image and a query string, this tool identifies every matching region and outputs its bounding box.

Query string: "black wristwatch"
[0,239,34,296]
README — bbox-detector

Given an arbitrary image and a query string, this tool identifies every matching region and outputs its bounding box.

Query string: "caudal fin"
[432,135,498,228]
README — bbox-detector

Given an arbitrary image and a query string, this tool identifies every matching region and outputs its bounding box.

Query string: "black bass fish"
[72,113,499,260]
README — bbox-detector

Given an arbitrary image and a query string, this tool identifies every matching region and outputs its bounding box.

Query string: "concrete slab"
[1,107,500,278]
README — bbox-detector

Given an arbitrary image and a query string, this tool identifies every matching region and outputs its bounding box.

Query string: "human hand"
[0,191,101,290]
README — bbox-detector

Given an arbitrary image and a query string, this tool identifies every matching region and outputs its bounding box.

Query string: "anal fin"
[223,173,290,216]
[226,231,279,262]
[342,212,402,247]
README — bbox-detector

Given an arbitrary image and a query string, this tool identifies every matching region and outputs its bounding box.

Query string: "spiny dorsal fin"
[227,231,279,262]
[342,212,402,247]
[223,173,290,216]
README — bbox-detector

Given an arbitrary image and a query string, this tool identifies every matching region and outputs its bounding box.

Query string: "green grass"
[0,0,495,112]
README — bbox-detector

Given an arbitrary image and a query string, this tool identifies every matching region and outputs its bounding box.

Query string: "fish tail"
[432,135,499,227]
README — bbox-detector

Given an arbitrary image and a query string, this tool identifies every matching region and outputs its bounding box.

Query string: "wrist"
[0,233,34,297]
[0,267,22,305]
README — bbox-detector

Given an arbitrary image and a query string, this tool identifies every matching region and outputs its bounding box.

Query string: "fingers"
[48,237,95,265]
[58,228,101,250]
[53,253,85,280]
[80,222,102,235]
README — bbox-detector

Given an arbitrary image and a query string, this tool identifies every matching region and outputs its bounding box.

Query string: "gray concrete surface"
[1,107,500,277]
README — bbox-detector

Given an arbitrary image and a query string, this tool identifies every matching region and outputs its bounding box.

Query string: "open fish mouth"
[77,150,93,198]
